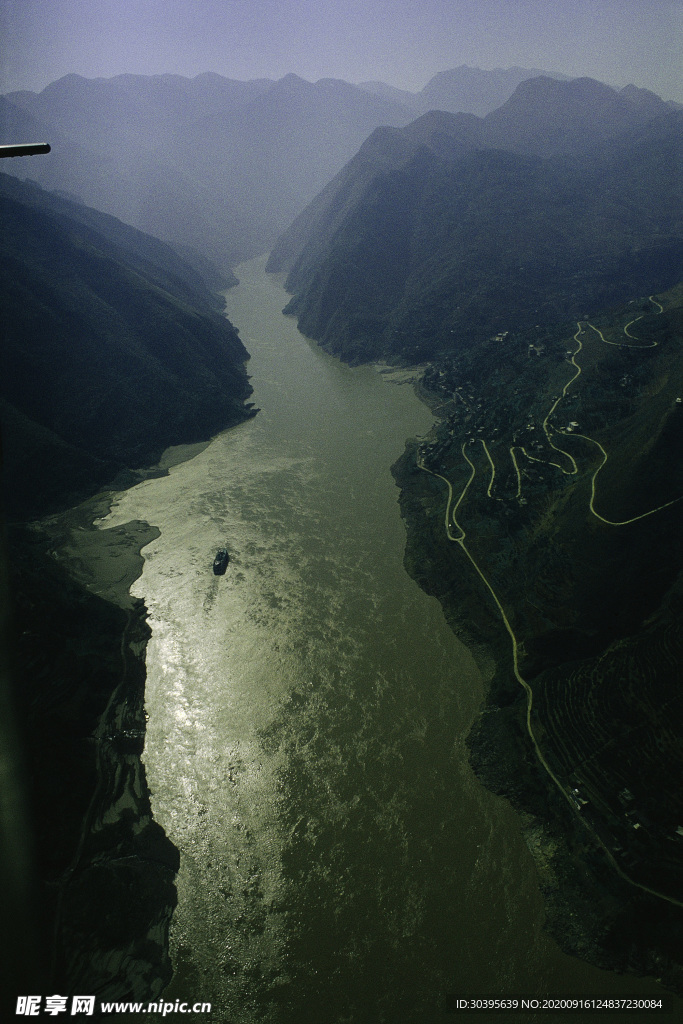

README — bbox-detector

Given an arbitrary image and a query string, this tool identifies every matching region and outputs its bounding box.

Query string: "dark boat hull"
[213,549,229,575]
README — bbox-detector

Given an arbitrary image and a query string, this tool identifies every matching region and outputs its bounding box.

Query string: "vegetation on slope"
[393,284,683,990]
[0,173,255,518]
[272,85,683,988]
[273,79,683,365]
[0,176,254,1006]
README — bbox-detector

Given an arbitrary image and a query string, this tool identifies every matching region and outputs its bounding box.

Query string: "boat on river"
[213,549,229,575]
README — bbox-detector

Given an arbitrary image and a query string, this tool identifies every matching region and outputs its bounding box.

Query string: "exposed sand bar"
[40,440,220,608]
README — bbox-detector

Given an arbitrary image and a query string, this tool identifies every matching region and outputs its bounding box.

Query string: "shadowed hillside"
[0,175,256,1009]
[0,173,255,518]
[270,78,683,365]
[393,283,683,991]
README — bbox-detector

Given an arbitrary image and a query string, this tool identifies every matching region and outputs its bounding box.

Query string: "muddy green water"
[101,258,667,1022]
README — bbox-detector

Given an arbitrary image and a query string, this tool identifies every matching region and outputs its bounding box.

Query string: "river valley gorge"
[3,42,683,1024]
[88,259,677,1022]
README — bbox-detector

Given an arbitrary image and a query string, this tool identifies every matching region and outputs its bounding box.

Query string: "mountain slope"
[267,109,482,277]
[482,75,674,156]
[2,72,414,269]
[0,174,261,1008]
[0,174,254,517]
[270,78,683,364]
[393,282,683,990]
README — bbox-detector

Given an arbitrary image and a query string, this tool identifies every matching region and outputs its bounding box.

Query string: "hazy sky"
[1,0,682,100]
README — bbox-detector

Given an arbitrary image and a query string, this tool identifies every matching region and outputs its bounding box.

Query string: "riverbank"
[105,256,590,1022]
[3,464,193,1006]
[272,239,683,1010]
[42,439,220,610]
[5,413,280,1010]
[391,402,683,1001]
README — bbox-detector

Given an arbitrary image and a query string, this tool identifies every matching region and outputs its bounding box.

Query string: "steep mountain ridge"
[269,77,683,364]
[359,63,570,116]
[266,108,482,277]
[0,173,254,518]
[1,71,414,269]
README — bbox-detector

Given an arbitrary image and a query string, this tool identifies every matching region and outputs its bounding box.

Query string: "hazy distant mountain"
[359,65,570,117]
[1,71,414,270]
[164,73,417,252]
[481,75,679,157]
[0,67,583,274]
[355,80,422,110]
[1,73,276,270]
[6,71,274,154]
[0,173,254,517]
[270,76,683,364]
[421,64,571,115]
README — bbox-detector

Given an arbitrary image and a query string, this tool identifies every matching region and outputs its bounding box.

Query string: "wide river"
[102,258,667,1022]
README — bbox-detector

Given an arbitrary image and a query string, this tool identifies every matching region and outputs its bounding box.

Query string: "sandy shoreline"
[43,490,158,611]
[39,440,218,609]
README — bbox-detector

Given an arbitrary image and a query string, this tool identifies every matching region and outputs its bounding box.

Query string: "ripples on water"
[100,259,670,1023]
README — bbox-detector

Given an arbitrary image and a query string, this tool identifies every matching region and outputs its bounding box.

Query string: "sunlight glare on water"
[99,257,663,1023]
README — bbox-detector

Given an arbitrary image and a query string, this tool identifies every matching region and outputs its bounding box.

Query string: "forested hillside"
[393,282,683,990]
[270,77,683,364]
[0,173,254,517]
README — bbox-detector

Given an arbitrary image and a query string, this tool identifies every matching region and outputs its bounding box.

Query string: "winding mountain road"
[417,292,683,908]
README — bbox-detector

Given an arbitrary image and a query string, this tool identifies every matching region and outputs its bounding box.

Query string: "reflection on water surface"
[101,258,662,1023]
